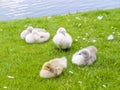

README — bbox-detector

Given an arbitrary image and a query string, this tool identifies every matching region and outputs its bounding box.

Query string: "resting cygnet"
[53,27,72,49]
[25,29,50,43]
[40,57,67,78]
[72,46,97,65]
[20,26,33,39]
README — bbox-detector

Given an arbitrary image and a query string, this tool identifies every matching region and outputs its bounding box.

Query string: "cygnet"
[25,29,50,43]
[72,46,97,65]
[40,57,67,78]
[53,27,72,49]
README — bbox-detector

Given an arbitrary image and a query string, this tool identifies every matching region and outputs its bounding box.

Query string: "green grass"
[0,8,120,90]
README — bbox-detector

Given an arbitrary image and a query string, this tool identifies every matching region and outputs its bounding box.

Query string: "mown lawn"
[0,8,120,90]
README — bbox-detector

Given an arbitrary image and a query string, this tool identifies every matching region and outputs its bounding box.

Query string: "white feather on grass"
[107,34,114,40]
[97,16,103,20]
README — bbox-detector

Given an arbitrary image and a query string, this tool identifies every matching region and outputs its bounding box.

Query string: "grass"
[0,8,120,90]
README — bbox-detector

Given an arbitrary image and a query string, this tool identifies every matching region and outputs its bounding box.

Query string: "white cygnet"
[25,29,50,43]
[72,46,97,66]
[53,27,72,49]
[40,57,67,78]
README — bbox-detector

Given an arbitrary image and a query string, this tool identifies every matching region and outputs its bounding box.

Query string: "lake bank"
[0,0,120,21]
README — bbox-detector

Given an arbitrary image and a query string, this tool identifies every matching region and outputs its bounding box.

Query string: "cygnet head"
[41,62,63,77]
[32,30,38,34]
[78,49,90,59]
[42,63,55,73]
[27,26,33,32]
[57,27,66,35]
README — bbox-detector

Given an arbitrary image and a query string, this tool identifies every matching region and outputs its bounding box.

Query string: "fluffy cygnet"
[40,57,67,78]
[20,26,33,39]
[72,46,97,65]
[25,29,50,43]
[53,27,72,49]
